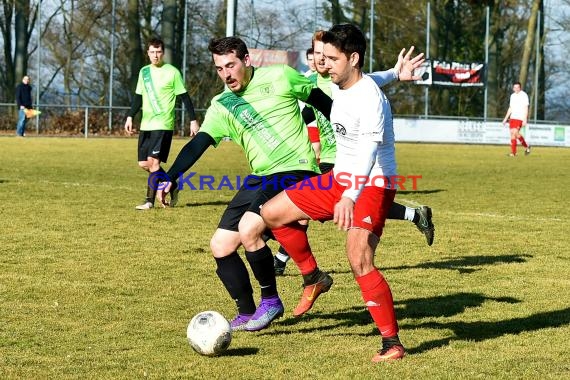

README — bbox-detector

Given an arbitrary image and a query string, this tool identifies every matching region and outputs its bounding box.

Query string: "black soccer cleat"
[274,256,287,276]
[414,206,435,246]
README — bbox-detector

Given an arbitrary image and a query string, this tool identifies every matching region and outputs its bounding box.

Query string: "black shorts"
[138,130,174,163]
[217,170,318,232]
[319,162,334,174]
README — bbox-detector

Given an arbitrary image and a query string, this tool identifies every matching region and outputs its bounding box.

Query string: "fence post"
[84,106,89,138]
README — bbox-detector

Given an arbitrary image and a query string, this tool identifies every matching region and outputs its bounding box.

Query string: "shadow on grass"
[275,292,520,333]
[404,307,570,354]
[395,293,520,319]
[223,347,259,356]
[183,201,230,207]
[397,189,446,195]
[271,293,570,356]
[385,253,532,274]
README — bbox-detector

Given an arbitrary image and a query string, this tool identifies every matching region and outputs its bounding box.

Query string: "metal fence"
[1,102,564,141]
[0,103,208,137]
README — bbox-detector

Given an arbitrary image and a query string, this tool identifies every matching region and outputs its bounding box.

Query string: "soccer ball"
[186,311,232,356]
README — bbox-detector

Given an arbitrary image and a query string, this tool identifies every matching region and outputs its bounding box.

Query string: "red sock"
[272,224,317,275]
[510,139,517,154]
[518,136,528,148]
[356,269,399,337]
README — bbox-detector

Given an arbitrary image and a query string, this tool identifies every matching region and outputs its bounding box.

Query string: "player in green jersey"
[156,36,333,332]
[124,37,200,210]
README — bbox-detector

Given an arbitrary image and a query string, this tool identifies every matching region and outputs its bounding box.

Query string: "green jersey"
[200,64,319,176]
[135,63,187,131]
[306,73,336,164]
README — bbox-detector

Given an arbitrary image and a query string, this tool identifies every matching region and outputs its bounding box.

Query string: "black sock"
[387,202,406,220]
[302,267,324,287]
[245,245,277,298]
[382,335,401,347]
[412,210,420,224]
[215,252,256,315]
[145,167,166,204]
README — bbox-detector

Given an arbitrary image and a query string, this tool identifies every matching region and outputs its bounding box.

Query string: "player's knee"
[238,221,264,249]
[210,230,241,257]
[210,235,230,256]
[209,238,221,255]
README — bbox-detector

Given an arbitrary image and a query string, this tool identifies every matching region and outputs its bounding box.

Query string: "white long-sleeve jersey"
[331,74,397,202]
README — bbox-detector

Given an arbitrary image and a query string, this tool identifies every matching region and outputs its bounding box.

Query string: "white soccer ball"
[186,311,232,356]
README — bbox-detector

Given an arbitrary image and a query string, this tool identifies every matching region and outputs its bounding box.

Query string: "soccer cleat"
[243,296,284,331]
[371,344,405,362]
[293,271,333,317]
[169,184,180,207]
[508,153,516,157]
[229,313,253,331]
[135,202,153,210]
[414,206,435,246]
[525,146,531,156]
[274,256,287,276]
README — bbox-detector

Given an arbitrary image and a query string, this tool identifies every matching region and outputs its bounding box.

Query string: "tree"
[0,0,37,102]
[519,0,541,88]
[160,0,176,65]
[126,0,144,94]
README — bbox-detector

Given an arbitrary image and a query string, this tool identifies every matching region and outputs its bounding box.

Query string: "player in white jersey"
[274,36,433,276]
[502,81,531,156]
[262,24,405,362]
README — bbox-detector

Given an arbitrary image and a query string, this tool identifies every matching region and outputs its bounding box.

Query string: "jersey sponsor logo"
[217,92,281,150]
[334,123,346,135]
[259,84,274,95]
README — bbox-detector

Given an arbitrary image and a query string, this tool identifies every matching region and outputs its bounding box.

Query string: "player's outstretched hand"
[394,46,425,81]
[157,181,172,207]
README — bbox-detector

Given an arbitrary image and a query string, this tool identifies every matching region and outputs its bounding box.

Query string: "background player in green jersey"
[124,37,200,210]
[156,37,333,331]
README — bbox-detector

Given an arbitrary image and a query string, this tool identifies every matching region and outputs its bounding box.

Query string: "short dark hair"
[306,47,314,57]
[322,24,366,69]
[513,81,522,87]
[208,37,249,60]
[147,37,164,51]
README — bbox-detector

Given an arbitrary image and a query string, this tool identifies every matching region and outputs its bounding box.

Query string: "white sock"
[276,252,290,263]
[404,207,416,222]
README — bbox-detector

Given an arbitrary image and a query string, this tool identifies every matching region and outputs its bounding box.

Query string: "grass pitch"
[1,137,569,379]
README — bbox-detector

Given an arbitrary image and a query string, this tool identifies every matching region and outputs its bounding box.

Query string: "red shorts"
[509,119,523,129]
[285,170,396,237]
[307,126,320,143]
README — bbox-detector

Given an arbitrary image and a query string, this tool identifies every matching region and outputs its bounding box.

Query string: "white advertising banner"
[393,118,570,147]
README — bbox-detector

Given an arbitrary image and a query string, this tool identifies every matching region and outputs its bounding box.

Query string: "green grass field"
[1,137,569,379]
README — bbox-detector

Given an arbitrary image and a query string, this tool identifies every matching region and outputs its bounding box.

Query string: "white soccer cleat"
[135,202,153,210]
